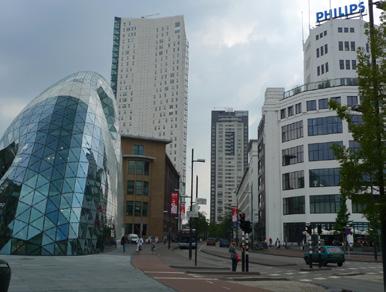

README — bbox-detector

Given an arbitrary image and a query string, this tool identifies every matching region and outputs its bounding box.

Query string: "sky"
[0,0,378,217]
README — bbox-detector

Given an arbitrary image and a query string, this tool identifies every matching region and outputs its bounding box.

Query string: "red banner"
[180,202,185,218]
[231,207,238,223]
[171,192,179,215]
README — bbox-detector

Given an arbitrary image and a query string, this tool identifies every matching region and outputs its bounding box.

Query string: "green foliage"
[329,13,386,223]
[193,212,209,238]
[334,199,350,240]
[207,214,233,239]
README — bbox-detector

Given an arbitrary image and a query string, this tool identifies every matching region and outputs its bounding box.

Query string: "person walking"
[120,235,126,253]
[229,241,239,272]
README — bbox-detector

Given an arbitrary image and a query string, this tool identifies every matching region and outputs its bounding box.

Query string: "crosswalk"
[259,265,383,282]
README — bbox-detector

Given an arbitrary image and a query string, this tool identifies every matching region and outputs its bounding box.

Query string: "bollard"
[245,232,249,272]
[308,238,313,268]
[0,259,11,292]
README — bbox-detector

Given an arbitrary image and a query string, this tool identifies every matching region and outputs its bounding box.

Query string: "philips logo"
[316,1,366,23]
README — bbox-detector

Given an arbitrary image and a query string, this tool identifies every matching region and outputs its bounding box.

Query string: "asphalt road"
[198,245,384,292]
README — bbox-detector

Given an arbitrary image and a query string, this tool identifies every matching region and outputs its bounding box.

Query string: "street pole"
[246,232,249,272]
[241,231,245,272]
[189,149,194,260]
[168,204,171,250]
[195,175,198,267]
[367,1,385,289]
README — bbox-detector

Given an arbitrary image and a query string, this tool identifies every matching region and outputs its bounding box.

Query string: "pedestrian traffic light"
[239,213,246,232]
[244,220,252,233]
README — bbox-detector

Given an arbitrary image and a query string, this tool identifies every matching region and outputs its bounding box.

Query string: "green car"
[304,246,345,267]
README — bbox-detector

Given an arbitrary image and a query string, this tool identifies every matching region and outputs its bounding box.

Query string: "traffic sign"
[187,211,199,218]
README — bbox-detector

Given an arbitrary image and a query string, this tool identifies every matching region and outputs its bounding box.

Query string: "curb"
[185,271,261,275]
[170,265,229,270]
[201,249,297,267]
[223,276,288,282]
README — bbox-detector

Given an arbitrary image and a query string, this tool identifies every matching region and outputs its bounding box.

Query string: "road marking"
[207,281,214,284]
[348,267,358,270]
[222,287,231,290]
[269,274,281,276]
[154,277,218,280]
[300,279,312,282]
[144,271,185,274]
[329,276,340,279]
[285,272,294,275]
[299,271,310,274]
[367,272,377,275]
[313,277,326,280]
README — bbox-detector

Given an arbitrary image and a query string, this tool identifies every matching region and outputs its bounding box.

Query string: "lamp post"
[189,148,205,260]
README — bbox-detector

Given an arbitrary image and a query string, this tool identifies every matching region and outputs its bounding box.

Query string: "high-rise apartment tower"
[210,110,248,224]
[111,16,189,185]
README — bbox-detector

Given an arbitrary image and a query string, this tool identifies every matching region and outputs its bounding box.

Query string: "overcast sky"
[0,0,377,217]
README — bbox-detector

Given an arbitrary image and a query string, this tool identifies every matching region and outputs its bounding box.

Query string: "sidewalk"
[131,252,269,292]
[254,247,382,262]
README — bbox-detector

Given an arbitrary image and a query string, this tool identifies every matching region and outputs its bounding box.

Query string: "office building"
[111,16,188,187]
[121,135,179,239]
[257,19,369,243]
[0,72,121,255]
[210,110,248,224]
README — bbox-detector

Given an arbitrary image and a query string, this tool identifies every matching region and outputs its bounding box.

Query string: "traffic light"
[306,225,312,235]
[238,213,252,233]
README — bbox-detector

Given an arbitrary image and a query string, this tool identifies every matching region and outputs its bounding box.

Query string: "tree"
[193,212,208,239]
[329,5,385,288]
[334,198,350,243]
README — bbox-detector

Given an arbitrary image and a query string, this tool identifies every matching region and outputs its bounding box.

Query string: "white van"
[128,234,139,244]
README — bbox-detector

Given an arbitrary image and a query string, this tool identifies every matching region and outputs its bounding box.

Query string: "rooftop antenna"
[141,13,160,19]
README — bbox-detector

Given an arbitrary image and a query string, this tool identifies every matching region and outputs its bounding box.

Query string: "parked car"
[219,239,230,248]
[128,234,139,244]
[304,245,345,267]
[206,238,216,246]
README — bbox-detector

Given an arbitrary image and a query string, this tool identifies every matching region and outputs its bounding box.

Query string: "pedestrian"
[275,238,281,249]
[229,240,239,272]
[151,237,155,252]
[121,235,126,253]
[269,237,273,248]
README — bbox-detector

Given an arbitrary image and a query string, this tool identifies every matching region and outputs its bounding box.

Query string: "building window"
[321,64,325,74]
[126,201,148,217]
[347,96,358,107]
[351,41,356,51]
[127,180,149,195]
[321,46,324,56]
[309,168,340,187]
[281,121,303,142]
[283,196,305,215]
[325,62,329,72]
[318,98,328,109]
[345,60,351,70]
[128,160,150,175]
[352,200,366,213]
[317,66,320,76]
[282,145,304,166]
[282,170,305,190]
[133,144,144,155]
[308,141,343,161]
[352,60,357,70]
[339,41,343,51]
[339,60,345,70]
[349,140,361,152]
[310,195,340,213]
[281,109,286,119]
[308,116,343,136]
[350,114,363,126]
[350,27,355,33]
[331,96,341,104]
[344,27,349,33]
[127,180,134,194]
[316,48,320,58]
[295,103,302,114]
[288,106,294,117]
[324,44,328,54]
[306,100,317,111]
[338,27,343,33]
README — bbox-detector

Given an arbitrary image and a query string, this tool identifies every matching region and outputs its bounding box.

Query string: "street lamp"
[189,148,205,260]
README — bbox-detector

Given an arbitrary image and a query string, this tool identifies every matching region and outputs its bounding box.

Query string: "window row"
[338,41,356,52]
[315,30,327,40]
[128,160,150,176]
[317,62,329,76]
[316,44,328,58]
[127,180,149,195]
[308,141,342,161]
[126,201,148,217]
[308,116,342,136]
[283,194,364,215]
[281,121,303,142]
[282,168,340,190]
[282,145,304,166]
[338,27,355,33]
[280,103,302,119]
[339,59,357,70]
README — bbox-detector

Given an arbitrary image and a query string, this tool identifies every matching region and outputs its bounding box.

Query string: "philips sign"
[316,1,366,23]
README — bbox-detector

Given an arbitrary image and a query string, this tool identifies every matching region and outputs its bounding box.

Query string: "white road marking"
[269,274,281,276]
[367,272,377,275]
[154,277,218,280]
[299,271,310,274]
[348,267,358,270]
[144,271,185,274]
[300,279,312,282]
[285,272,294,275]
[329,276,340,279]
[313,277,326,280]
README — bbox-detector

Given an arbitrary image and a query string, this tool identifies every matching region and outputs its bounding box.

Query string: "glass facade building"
[0,72,121,255]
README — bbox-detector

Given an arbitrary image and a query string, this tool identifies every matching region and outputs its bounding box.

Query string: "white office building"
[111,16,189,185]
[236,139,259,225]
[257,18,369,243]
[210,110,248,224]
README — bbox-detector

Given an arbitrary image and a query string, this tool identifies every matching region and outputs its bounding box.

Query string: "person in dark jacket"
[121,235,126,253]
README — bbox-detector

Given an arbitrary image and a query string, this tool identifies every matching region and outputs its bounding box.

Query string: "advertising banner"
[171,192,178,214]
[231,207,238,223]
[180,202,186,219]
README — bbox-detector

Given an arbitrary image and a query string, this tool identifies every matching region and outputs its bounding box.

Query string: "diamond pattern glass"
[0,72,121,255]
